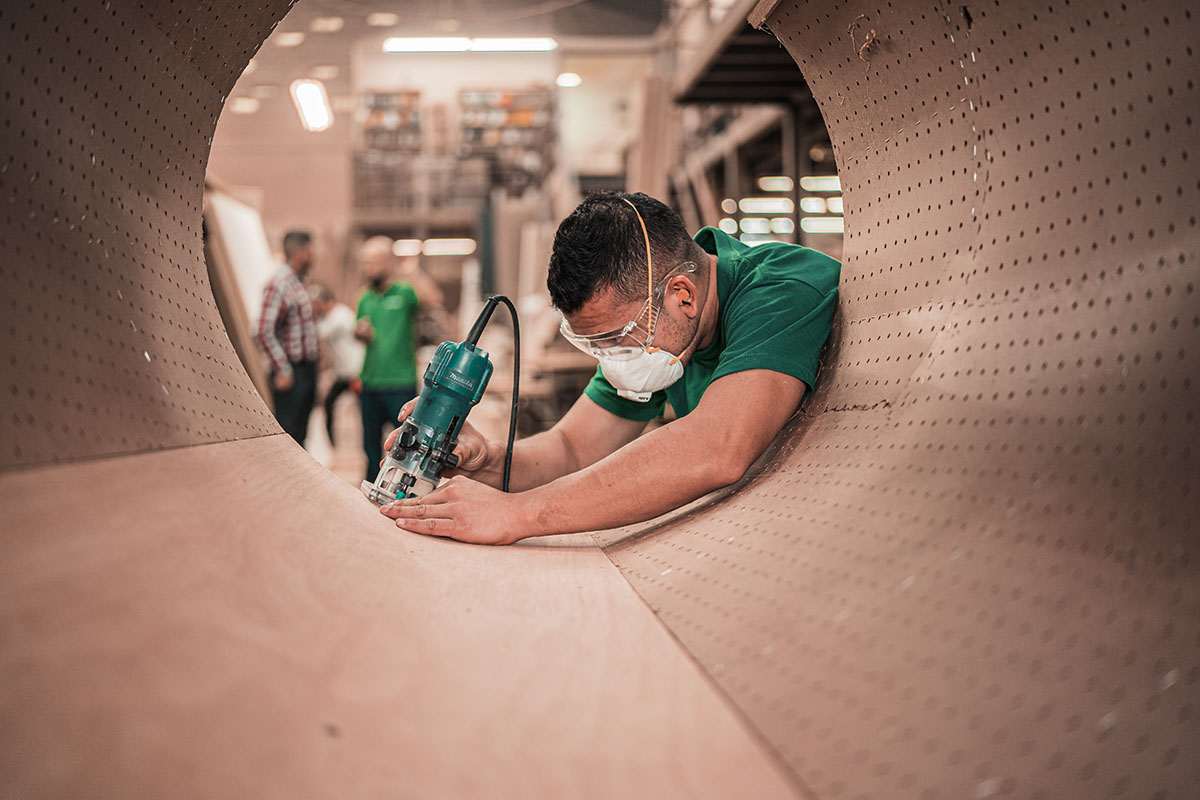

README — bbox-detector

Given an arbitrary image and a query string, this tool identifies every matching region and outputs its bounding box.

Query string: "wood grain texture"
[0,435,797,799]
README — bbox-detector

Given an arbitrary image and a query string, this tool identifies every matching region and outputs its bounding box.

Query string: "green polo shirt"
[356,282,419,389]
[583,227,840,421]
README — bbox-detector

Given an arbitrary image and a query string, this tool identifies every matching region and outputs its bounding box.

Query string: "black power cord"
[466,295,520,493]
[491,296,520,493]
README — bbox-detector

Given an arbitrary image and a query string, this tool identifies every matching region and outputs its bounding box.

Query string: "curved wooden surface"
[1,0,1197,798]
[0,437,796,798]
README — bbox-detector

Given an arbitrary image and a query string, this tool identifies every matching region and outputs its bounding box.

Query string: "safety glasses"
[559,261,698,359]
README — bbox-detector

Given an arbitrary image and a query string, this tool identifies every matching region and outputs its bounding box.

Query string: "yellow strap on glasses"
[620,197,654,331]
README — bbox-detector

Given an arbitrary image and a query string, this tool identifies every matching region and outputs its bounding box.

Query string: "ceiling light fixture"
[422,238,477,256]
[469,37,558,52]
[274,31,306,47]
[391,239,422,257]
[290,79,332,132]
[382,36,558,53]
[367,12,400,27]
[227,97,261,115]
[758,175,794,192]
[799,175,841,192]
[738,197,795,215]
[310,16,344,33]
[555,72,582,88]
[383,36,471,53]
[799,216,845,234]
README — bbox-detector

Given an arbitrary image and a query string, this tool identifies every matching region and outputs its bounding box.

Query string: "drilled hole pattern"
[604,1,1200,798]
[0,0,294,468]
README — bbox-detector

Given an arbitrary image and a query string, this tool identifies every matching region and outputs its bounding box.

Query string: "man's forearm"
[474,427,582,492]
[519,418,734,536]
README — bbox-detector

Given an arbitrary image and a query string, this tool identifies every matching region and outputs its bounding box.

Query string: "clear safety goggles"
[559,261,698,360]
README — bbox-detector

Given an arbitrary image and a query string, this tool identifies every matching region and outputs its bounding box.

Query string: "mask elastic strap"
[646,346,682,366]
[620,197,654,332]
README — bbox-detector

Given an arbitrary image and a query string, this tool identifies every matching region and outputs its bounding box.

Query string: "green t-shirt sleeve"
[711,249,839,391]
[401,283,419,308]
[582,365,668,422]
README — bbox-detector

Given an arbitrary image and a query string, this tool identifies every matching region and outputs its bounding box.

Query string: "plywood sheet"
[0,435,797,799]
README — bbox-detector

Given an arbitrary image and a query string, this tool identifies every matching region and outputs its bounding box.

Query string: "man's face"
[564,276,699,361]
[294,243,315,277]
[361,253,391,284]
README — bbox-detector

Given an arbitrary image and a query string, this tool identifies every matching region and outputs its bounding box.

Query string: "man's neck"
[694,253,721,351]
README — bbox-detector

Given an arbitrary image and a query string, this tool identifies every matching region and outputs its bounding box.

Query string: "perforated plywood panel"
[604,1,1200,797]
[0,0,286,468]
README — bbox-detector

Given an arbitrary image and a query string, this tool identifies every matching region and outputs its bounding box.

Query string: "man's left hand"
[379,476,529,545]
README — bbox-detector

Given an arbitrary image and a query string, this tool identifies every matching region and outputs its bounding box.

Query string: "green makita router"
[361,295,519,504]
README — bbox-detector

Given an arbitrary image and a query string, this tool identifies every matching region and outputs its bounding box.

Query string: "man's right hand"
[354,318,375,343]
[273,371,294,391]
[384,397,499,485]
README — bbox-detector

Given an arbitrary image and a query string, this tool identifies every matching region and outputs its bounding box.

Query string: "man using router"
[380,192,840,544]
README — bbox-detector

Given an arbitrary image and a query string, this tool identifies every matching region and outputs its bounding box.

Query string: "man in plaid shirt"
[256,230,320,445]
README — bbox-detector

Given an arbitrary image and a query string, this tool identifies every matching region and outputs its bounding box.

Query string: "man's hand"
[380,476,528,545]
[384,398,499,483]
[354,318,375,343]
[273,371,294,391]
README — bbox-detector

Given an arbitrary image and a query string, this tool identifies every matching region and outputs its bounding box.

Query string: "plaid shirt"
[256,264,319,374]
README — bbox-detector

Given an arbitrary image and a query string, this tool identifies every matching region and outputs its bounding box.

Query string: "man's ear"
[667,276,700,318]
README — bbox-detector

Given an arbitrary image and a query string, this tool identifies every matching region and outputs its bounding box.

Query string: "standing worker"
[309,284,364,447]
[355,236,423,482]
[256,229,320,446]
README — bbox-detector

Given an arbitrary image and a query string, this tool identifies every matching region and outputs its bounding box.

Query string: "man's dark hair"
[283,229,312,260]
[547,192,702,314]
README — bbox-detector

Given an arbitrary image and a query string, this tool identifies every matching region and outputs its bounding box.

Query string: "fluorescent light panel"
[799,175,841,192]
[383,36,558,53]
[367,12,400,27]
[799,197,827,214]
[310,16,344,33]
[423,238,477,256]
[384,37,470,52]
[274,31,306,47]
[228,97,261,115]
[364,11,398,26]
[758,175,794,192]
[739,197,794,214]
[290,79,332,132]
[391,239,422,257]
[800,216,844,234]
[555,72,582,88]
[739,217,771,234]
[717,217,738,234]
[470,37,557,52]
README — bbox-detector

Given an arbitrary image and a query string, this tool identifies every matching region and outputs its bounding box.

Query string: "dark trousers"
[271,360,317,446]
[361,386,417,482]
[323,377,355,446]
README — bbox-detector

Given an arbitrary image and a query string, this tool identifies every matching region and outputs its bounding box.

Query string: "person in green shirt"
[380,192,840,544]
[355,236,422,482]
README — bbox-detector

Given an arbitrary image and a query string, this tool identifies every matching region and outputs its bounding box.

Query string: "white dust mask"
[597,347,685,403]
